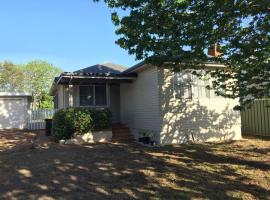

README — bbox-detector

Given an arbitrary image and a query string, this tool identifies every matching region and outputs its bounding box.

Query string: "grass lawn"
[0,131,269,200]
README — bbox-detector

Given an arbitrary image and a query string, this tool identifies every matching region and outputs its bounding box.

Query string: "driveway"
[0,130,269,200]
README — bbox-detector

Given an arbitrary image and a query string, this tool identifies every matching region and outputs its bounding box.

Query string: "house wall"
[110,84,121,123]
[120,66,161,142]
[158,68,242,145]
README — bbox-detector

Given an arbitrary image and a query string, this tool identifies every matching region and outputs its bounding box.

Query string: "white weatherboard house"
[50,62,242,145]
[0,92,31,129]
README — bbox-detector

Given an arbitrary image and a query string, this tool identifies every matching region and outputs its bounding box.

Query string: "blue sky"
[0,0,137,71]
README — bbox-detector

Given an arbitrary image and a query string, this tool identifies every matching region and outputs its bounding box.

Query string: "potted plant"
[138,130,154,144]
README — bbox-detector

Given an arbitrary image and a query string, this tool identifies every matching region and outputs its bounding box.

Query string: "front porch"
[51,72,136,123]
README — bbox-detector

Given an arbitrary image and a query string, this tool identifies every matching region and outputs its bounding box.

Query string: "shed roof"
[0,92,31,97]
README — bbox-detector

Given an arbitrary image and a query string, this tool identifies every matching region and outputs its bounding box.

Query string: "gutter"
[48,73,137,96]
[60,75,137,80]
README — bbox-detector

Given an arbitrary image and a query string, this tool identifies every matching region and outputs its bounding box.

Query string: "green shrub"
[52,108,112,141]
[92,108,112,130]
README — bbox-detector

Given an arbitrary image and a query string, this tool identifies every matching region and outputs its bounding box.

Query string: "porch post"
[68,85,74,107]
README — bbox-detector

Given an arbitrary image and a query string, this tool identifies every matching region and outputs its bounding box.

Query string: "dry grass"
[0,131,269,200]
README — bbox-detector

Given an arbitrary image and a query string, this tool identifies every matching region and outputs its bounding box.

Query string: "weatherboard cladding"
[120,66,161,140]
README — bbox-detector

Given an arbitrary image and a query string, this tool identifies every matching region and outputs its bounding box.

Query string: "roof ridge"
[73,63,128,74]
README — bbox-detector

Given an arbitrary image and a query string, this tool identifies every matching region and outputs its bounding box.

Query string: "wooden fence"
[241,99,270,137]
[27,109,56,130]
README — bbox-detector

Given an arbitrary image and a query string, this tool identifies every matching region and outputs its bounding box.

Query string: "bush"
[92,108,112,130]
[52,108,112,141]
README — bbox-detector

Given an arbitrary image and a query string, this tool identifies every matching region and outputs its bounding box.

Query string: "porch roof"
[49,72,137,95]
[56,72,137,83]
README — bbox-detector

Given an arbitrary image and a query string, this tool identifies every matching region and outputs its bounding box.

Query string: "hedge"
[52,108,112,141]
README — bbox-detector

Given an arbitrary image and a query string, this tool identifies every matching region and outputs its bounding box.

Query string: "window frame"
[173,70,213,100]
[79,84,110,107]
[191,73,211,99]
[173,71,193,99]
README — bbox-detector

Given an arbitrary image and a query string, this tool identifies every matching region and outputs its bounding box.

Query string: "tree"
[0,61,25,92]
[96,0,269,107]
[0,60,62,108]
[22,60,62,108]
[38,92,54,109]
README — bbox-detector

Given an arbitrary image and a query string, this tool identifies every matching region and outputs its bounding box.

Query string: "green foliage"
[52,109,79,140]
[52,108,112,141]
[0,61,25,92]
[139,129,156,139]
[22,60,62,106]
[95,0,269,106]
[39,92,54,109]
[92,108,112,130]
[0,60,62,108]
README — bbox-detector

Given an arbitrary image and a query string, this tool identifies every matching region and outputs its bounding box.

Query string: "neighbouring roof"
[74,63,127,75]
[0,92,32,97]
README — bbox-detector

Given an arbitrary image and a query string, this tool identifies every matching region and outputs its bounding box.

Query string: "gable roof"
[75,63,127,75]
[122,61,145,74]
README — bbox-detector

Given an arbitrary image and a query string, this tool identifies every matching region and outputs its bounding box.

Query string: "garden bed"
[62,130,112,144]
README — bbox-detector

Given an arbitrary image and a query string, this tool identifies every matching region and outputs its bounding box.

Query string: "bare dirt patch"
[0,131,269,200]
[0,130,54,152]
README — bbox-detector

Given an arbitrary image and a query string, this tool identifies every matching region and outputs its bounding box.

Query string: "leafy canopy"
[0,61,25,92]
[23,60,62,106]
[0,60,62,108]
[95,0,270,106]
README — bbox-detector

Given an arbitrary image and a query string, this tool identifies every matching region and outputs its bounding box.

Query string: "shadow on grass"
[0,135,269,200]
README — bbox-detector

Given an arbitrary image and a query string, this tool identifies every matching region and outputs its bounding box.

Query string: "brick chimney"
[208,44,223,57]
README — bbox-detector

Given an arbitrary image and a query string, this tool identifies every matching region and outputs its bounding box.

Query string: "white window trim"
[173,71,213,100]
[78,84,110,108]
[173,71,193,100]
[191,74,211,99]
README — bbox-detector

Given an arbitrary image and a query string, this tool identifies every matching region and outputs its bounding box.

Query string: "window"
[174,71,211,99]
[80,86,94,106]
[192,74,210,98]
[95,85,107,106]
[79,85,108,107]
[174,71,192,99]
